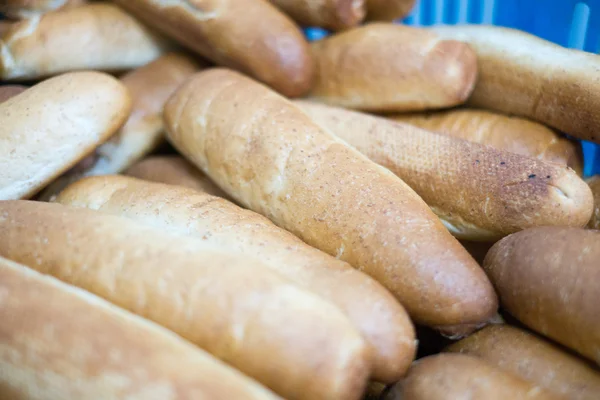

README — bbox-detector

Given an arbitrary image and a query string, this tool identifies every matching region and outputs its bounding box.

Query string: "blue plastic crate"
[304,0,600,176]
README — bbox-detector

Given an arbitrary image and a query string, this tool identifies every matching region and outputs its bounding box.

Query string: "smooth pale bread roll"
[0,200,370,400]
[164,68,498,338]
[308,23,477,112]
[55,174,417,383]
[0,71,131,200]
[0,257,280,400]
[0,3,170,81]
[433,25,600,144]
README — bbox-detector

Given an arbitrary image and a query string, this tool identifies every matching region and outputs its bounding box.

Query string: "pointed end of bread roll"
[429,40,478,105]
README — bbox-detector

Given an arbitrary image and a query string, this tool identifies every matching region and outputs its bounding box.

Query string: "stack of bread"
[0,1,598,399]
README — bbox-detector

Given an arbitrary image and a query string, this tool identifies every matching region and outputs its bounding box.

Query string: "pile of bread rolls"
[1,0,599,399]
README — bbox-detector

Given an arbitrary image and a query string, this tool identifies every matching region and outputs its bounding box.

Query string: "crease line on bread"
[153,0,219,20]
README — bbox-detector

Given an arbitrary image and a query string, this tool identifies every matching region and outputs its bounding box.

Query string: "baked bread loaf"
[308,23,477,112]
[38,52,202,201]
[0,200,370,400]
[484,227,600,365]
[0,71,131,200]
[366,0,416,21]
[393,108,583,175]
[0,2,170,81]
[165,68,498,337]
[298,101,593,241]
[0,256,280,400]
[56,174,417,382]
[269,0,366,31]
[433,25,600,143]
[383,354,559,400]
[112,0,314,97]
[126,156,227,198]
[447,324,600,400]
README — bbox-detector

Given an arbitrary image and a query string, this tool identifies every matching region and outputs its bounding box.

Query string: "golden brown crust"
[0,84,26,102]
[586,176,600,230]
[270,0,366,31]
[0,257,280,400]
[56,174,417,382]
[298,101,594,241]
[308,23,477,112]
[126,156,228,198]
[433,25,600,143]
[0,3,170,81]
[113,0,314,97]
[37,53,202,202]
[383,354,560,400]
[0,200,370,400]
[447,324,600,400]
[164,68,498,335]
[484,227,600,365]
[366,0,416,21]
[393,109,584,176]
[0,71,131,200]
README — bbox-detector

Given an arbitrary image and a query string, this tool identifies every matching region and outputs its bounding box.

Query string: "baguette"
[56,174,417,382]
[446,324,600,400]
[0,200,370,400]
[297,101,593,241]
[484,227,600,365]
[586,176,600,229]
[0,0,86,19]
[113,0,313,97]
[0,84,26,102]
[366,0,416,21]
[393,109,583,175]
[0,71,131,200]
[433,25,600,143]
[0,3,170,81]
[269,0,366,31]
[308,23,477,112]
[38,52,202,201]
[126,155,228,198]
[0,257,280,400]
[165,68,498,336]
[382,354,559,400]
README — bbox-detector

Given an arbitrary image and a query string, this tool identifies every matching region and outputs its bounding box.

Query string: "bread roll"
[126,156,227,197]
[0,257,280,400]
[38,52,202,201]
[393,109,583,175]
[308,23,477,112]
[55,174,416,382]
[0,0,85,19]
[447,324,600,400]
[484,227,600,365]
[165,68,498,336]
[366,0,415,21]
[0,3,170,81]
[433,25,600,143]
[383,354,559,400]
[0,71,131,200]
[0,200,370,400]
[586,176,600,230]
[0,84,26,102]
[113,0,313,97]
[298,101,593,241]
[269,0,366,31]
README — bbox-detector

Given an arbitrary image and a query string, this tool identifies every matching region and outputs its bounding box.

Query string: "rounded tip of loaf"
[543,167,594,228]
[430,40,478,105]
[336,0,367,28]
